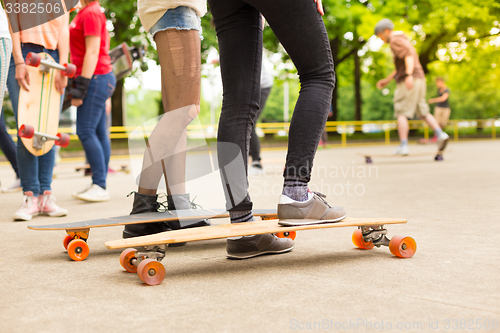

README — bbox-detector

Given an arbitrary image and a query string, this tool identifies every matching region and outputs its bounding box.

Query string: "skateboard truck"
[26,52,76,77]
[353,225,416,258]
[19,124,70,149]
[359,225,390,247]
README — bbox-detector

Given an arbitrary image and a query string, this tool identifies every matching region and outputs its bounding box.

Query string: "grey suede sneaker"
[226,233,294,259]
[277,191,346,226]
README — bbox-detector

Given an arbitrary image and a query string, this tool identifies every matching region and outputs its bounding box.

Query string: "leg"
[0,112,20,179]
[249,86,271,163]
[397,115,410,141]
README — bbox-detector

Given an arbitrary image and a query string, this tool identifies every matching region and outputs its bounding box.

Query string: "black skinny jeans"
[209,0,335,211]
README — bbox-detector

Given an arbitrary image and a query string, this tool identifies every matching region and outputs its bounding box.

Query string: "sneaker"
[394,144,409,156]
[2,178,22,193]
[226,233,294,259]
[39,190,68,217]
[13,191,39,221]
[436,132,449,151]
[277,191,346,226]
[248,161,264,176]
[73,184,110,202]
[71,184,92,199]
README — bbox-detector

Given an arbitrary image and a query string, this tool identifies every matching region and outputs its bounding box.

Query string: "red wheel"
[389,236,416,258]
[276,231,296,240]
[63,63,77,78]
[56,133,70,147]
[352,229,374,249]
[26,52,41,67]
[19,124,34,139]
[137,259,165,286]
[67,239,89,261]
[63,235,73,250]
[119,248,138,273]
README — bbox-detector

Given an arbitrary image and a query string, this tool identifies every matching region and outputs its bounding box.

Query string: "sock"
[230,210,254,223]
[434,127,443,136]
[282,177,308,202]
[401,139,408,146]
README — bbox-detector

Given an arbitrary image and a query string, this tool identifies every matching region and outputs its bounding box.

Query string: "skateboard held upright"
[17,52,76,156]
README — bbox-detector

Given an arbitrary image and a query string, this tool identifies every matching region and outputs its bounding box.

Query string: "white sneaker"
[39,190,68,217]
[436,132,449,151]
[74,184,110,202]
[13,191,39,221]
[2,178,22,193]
[394,144,409,156]
[248,161,264,176]
[72,184,93,199]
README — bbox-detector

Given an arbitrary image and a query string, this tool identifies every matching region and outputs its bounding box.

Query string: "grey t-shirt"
[436,88,450,108]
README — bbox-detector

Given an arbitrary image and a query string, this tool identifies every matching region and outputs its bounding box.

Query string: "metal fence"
[6,119,498,147]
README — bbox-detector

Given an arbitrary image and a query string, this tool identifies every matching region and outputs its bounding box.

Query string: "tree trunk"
[330,37,339,121]
[111,79,126,126]
[354,49,362,121]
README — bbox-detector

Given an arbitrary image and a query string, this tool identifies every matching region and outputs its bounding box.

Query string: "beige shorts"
[434,106,451,125]
[393,78,430,119]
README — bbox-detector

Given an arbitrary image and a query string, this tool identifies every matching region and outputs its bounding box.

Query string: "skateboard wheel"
[352,229,374,249]
[389,235,416,258]
[63,63,77,78]
[56,133,70,147]
[276,231,296,240]
[119,248,138,273]
[137,259,165,286]
[63,235,73,250]
[365,157,372,164]
[26,52,41,67]
[19,124,35,139]
[67,239,90,261]
[435,154,443,161]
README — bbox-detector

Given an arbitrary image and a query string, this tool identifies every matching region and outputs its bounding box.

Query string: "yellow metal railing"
[5,119,498,147]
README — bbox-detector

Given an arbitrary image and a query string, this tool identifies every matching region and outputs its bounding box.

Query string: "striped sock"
[282,177,308,202]
[230,210,255,223]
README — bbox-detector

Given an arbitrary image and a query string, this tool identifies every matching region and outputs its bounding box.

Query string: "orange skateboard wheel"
[389,235,416,258]
[137,259,165,286]
[63,235,73,250]
[67,239,90,261]
[26,52,41,67]
[119,248,138,273]
[275,231,296,240]
[352,229,374,249]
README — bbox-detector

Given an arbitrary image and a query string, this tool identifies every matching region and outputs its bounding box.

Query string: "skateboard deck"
[28,208,278,261]
[104,217,416,286]
[357,150,450,164]
[18,52,74,155]
[75,164,130,174]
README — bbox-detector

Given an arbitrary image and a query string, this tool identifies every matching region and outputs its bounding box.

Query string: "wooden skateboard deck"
[18,53,62,156]
[104,217,416,286]
[28,208,278,261]
[74,164,130,173]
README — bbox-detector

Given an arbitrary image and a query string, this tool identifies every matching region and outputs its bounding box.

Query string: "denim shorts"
[149,6,202,38]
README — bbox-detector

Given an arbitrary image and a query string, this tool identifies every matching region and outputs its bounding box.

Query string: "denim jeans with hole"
[7,43,62,195]
[208,0,335,211]
[76,72,116,189]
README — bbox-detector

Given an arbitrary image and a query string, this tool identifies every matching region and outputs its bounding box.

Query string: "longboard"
[28,208,278,261]
[104,217,416,286]
[357,150,450,164]
[18,52,75,155]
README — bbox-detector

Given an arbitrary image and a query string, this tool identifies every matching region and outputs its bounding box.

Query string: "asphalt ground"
[0,139,499,332]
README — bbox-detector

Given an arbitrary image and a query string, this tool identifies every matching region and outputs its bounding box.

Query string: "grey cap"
[374,19,395,35]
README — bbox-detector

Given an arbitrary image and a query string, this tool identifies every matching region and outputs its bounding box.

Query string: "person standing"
[428,77,451,132]
[69,0,116,202]
[9,10,69,221]
[209,0,347,259]
[375,19,449,155]
[249,54,273,175]
[122,0,210,239]
[0,5,21,193]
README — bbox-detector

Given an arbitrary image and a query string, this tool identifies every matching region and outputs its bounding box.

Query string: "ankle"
[229,210,254,223]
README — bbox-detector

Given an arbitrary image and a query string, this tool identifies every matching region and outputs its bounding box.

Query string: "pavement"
[0,140,499,333]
